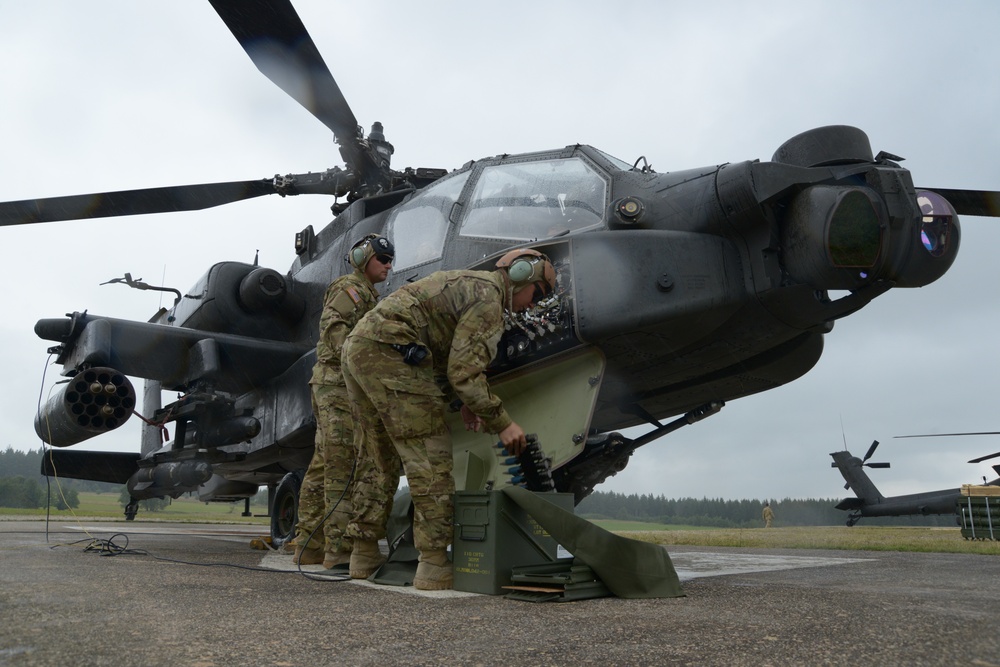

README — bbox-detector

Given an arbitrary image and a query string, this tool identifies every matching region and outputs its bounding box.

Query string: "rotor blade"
[895,432,1000,439]
[917,187,1000,218]
[862,439,880,463]
[969,451,1000,464]
[0,180,275,225]
[0,169,351,225]
[208,0,360,160]
[865,462,891,469]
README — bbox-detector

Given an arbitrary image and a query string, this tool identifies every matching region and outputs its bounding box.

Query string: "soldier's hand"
[499,422,528,455]
[460,405,484,433]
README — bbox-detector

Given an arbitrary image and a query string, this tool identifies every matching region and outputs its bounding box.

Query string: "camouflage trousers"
[292,382,360,554]
[343,336,455,552]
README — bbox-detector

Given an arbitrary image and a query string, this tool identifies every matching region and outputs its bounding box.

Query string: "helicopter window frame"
[457,155,609,242]
[591,147,638,172]
[384,169,472,271]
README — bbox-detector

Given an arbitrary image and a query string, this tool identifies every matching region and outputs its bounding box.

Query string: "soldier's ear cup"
[349,233,381,269]
[508,258,535,285]
[350,245,368,269]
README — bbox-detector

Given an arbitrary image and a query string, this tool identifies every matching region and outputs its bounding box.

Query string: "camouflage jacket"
[349,270,511,433]
[311,269,379,386]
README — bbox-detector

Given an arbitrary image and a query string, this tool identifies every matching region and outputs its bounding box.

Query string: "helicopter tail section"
[831,449,886,515]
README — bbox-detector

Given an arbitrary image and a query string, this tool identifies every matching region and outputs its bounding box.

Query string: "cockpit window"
[386,170,470,270]
[459,157,606,241]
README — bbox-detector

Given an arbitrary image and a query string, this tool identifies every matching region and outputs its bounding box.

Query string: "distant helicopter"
[3,0,1000,544]
[831,439,1000,526]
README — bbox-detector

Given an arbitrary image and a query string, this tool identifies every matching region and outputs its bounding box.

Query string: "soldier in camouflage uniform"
[762,502,775,528]
[291,234,395,568]
[343,248,556,590]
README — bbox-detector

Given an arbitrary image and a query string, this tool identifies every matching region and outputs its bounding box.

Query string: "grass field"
[588,519,716,532]
[0,491,270,525]
[3,494,998,555]
[616,525,1000,555]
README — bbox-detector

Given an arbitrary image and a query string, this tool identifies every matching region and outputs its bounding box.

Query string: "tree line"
[0,446,118,510]
[1,447,958,525]
[0,446,260,513]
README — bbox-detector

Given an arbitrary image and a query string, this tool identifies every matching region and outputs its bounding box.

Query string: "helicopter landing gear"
[124,497,139,521]
[270,471,302,548]
[846,511,861,527]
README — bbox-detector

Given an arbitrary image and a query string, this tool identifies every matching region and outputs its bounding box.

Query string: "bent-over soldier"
[343,248,556,590]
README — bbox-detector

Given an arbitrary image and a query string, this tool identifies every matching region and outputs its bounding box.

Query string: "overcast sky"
[2,1,999,504]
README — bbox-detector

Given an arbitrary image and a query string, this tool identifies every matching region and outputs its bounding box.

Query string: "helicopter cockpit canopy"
[385,155,608,271]
[385,170,471,271]
[460,157,606,242]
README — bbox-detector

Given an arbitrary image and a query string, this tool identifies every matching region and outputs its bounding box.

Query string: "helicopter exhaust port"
[34,367,136,447]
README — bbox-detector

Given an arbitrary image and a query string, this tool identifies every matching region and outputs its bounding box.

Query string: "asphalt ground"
[1,519,998,667]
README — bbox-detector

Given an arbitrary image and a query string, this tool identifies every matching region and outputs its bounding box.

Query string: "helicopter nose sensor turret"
[769,125,960,292]
[779,182,960,291]
[892,189,960,288]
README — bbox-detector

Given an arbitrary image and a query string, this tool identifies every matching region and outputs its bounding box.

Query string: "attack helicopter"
[831,439,1000,526]
[3,0,1000,544]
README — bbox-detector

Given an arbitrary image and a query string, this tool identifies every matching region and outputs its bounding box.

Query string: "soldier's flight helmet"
[495,248,556,297]
[348,233,395,270]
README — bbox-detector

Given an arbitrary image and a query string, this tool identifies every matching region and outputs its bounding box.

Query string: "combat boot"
[292,543,324,566]
[349,540,385,579]
[413,549,453,591]
[323,549,352,569]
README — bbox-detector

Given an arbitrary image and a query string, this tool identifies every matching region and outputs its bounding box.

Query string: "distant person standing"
[762,502,775,528]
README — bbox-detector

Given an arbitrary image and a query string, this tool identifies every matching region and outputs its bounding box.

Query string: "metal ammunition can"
[452,490,575,594]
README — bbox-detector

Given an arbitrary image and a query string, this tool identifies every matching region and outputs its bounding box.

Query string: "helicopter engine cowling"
[238,266,306,321]
[34,367,135,447]
[169,262,306,341]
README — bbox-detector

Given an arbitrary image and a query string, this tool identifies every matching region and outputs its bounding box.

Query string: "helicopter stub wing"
[40,449,141,485]
[36,311,311,395]
[35,312,312,448]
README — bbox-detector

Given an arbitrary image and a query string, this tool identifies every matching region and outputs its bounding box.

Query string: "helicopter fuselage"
[35,129,962,507]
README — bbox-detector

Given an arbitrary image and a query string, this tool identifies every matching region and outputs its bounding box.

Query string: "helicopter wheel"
[771,125,874,167]
[270,471,303,547]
